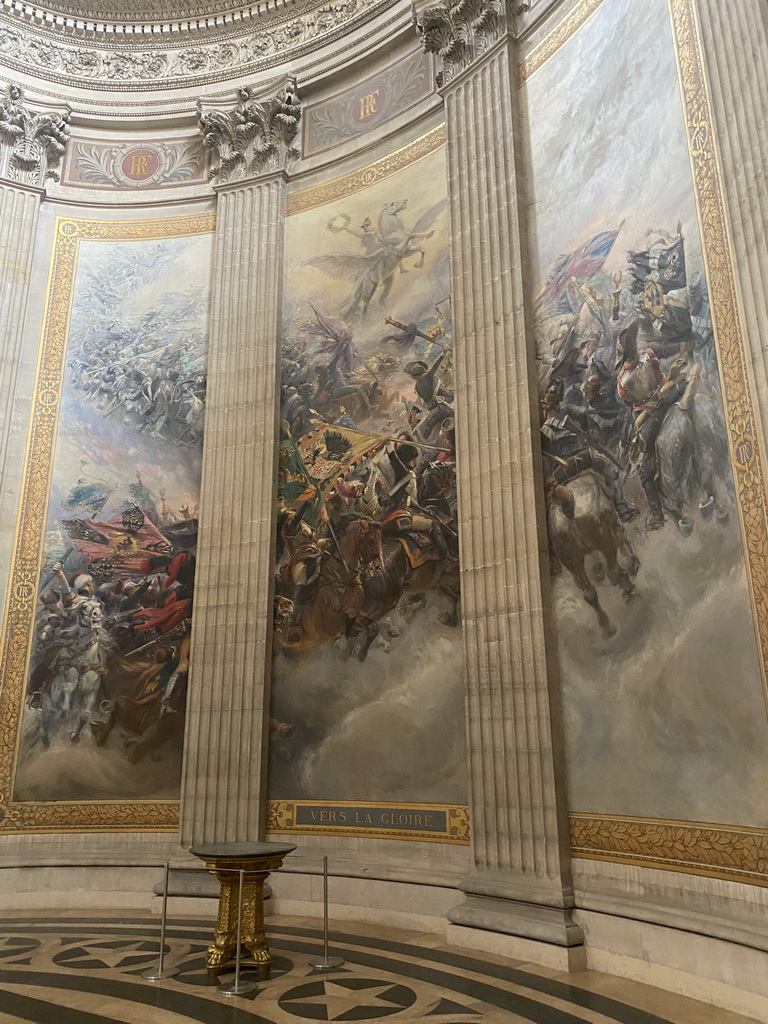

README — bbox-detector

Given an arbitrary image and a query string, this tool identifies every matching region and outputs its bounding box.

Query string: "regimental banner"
[269,132,467,843]
[267,801,470,844]
[525,0,768,888]
[0,213,214,832]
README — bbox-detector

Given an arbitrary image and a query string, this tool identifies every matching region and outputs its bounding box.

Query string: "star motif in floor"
[0,936,41,963]
[279,977,416,1020]
[53,938,162,970]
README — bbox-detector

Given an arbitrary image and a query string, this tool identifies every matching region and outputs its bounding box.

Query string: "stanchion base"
[141,965,180,981]
[309,956,345,971]
[219,979,259,997]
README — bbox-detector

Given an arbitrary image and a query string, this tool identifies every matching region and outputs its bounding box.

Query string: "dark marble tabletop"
[189,841,297,860]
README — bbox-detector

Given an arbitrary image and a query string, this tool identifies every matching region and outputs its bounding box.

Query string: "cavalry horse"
[278,515,383,654]
[547,473,640,638]
[345,536,460,662]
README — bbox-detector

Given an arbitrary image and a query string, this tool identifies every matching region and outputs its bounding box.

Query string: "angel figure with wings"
[304,198,445,321]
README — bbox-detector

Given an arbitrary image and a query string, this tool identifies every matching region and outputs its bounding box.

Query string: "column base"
[448,896,585,970]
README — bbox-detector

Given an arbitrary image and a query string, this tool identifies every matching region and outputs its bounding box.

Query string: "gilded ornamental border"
[286,124,446,216]
[519,0,608,84]
[571,815,768,886]
[0,212,215,834]
[266,800,470,845]
[524,0,768,884]
[669,0,768,709]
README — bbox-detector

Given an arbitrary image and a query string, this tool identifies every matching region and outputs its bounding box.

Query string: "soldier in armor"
[615,322,690,529]
[540,378,639,525]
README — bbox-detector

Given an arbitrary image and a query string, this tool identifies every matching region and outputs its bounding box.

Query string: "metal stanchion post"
[309,856,344,971]
[142,862,180,981]
[219,869,258,997]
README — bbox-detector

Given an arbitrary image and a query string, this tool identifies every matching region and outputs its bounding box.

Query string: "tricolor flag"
[536,228,621,315]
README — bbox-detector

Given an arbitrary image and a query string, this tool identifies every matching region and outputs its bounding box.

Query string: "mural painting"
[526,0,768,828]
[267,136,468,838]
[0,217,213,816]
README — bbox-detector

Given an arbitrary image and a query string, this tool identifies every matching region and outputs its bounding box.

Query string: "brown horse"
[344,537,460,661]
[547,472,639,637]
[278,515,383,653]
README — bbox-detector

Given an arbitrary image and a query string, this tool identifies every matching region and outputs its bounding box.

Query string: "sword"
[124,624,187,659]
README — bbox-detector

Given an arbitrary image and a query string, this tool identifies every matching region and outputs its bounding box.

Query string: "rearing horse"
[278,516,382,653]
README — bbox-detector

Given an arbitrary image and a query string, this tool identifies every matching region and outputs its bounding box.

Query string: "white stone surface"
[447,923,587,971]
[578,908,768,1022]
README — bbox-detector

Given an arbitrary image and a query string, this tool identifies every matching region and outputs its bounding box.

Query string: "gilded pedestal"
[190,841,296,973]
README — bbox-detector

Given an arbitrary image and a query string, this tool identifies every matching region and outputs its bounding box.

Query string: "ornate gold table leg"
[204,867,272,972]
[239,871,271,967]
[189,842,296,976]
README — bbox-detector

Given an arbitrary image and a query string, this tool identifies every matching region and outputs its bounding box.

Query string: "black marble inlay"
[0,969,277,1024]
[279,977,417,1021]
[53,938,164,971]
[426,996,482,1016]
[269,926,679,1024]
[0,916,704,1024]
[0,936,41,965]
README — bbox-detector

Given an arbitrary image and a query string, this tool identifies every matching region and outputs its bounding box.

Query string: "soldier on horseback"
[366,440,456,565]
[540,379,639,527]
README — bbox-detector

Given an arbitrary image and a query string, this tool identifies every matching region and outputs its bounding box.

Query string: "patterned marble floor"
[0,911,758,1024]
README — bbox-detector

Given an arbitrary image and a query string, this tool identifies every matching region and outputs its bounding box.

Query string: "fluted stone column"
[416,1,581,951]
[0,83,69,493]
[180,82,300,845]
[690,0,768,440]
[0,182,42,480]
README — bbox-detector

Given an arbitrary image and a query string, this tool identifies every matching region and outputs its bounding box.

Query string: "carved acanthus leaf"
[416,0,527,86]
[199,78,301,183]
[0,83,70,187]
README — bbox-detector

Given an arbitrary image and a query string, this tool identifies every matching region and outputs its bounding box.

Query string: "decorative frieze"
[416,0,527,86]
[199,80,301,183]
[0,84,69,189]
[65,138,207,191]
[0,0,389,90]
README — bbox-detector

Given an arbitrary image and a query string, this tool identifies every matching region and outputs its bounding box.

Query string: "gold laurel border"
[0,212,215,834]
[266,799,470,845]
[286,124,446,216]
[541,0,768,885]
[669,0,768,708]
[519,0,608,84]
[570,814,768,887]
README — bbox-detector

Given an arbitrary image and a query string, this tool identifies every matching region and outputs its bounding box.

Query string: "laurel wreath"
[327,213,351,234]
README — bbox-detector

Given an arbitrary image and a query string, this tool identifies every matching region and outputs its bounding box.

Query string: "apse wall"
[0,0,767,1017]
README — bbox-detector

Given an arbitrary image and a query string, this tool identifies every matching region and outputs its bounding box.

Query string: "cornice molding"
[0,0,397,90]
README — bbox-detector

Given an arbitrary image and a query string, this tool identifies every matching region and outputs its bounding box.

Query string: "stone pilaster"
[691,0,768,442]
[0,83,68,503]
[416,0,581,948]
[180,81,300,846]
[0,181,43,481]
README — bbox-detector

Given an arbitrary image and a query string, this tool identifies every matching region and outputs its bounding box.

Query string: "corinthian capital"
[415,0,527,86]
[198,78,301,185]
[0,83,70,188]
